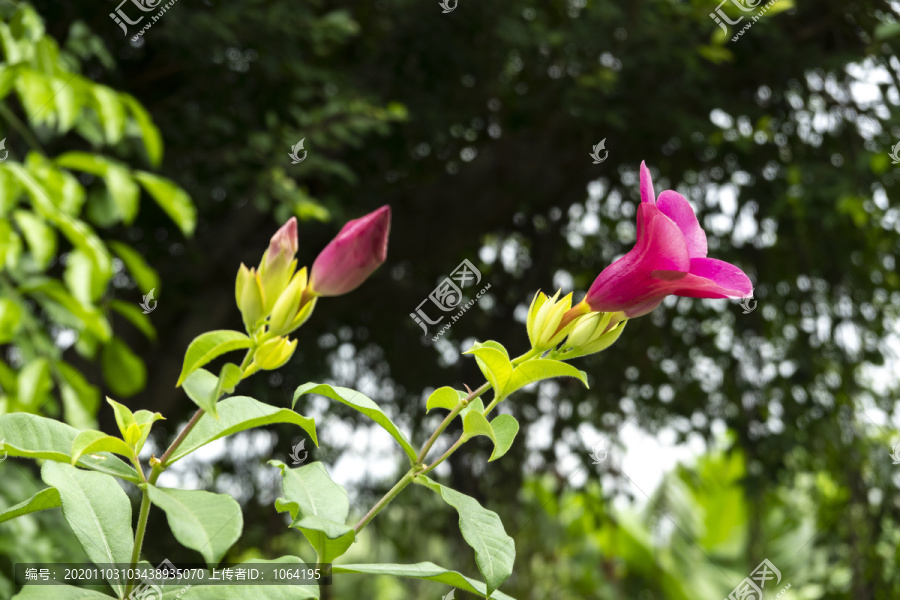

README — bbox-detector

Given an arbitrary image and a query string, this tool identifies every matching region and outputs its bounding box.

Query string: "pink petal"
[639,161,656,205]
[584,204,690,312]
[668,257,753,299]
[656,191,707,259]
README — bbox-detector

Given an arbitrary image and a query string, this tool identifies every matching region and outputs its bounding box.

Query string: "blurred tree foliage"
[4,0,900,597]
[0,1,194,427]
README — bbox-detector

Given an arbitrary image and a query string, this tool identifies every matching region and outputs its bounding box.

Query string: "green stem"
[157,407,205,468]
[353,471,414,534]
[511,347,542,366]
[419,435,465,476]
[416,381,490,464]
[124,486,152,598]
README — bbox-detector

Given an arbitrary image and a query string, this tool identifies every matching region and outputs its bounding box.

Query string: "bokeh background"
[2,0,900,597]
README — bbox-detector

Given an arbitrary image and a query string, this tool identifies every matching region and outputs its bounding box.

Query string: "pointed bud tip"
[268,217,299,261]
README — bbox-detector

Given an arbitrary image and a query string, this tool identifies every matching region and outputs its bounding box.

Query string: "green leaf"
[13,209,55,268]
[0,65,17,103]
[463,408,495,443]
[0,487,60,524]
[40,461,134,596]
[15,68,55,127]
[22,279,111,341]
[70,430,135,465]
[110,299,156,340]
[504,359,589,397]
[169,396,317,464]
[0,413,140,482]
[417,476,515,595]
[426,386,464,413]
[0,298,23,343]
[293,382,417,464]
[17,357,52,411]
[105,161,140,224]
[10,163,113,277]
[55,361,101,429]
[0,166,23,216]
[64,249,108,305]
[134,170,196,236]
[270,460,355,563]
[55,152,140,224]
[176,330,251,387]
[476,340,510,358]
[105,397,162,454]
[107,240,159,294]
[148,486,243,567]
[333,563,517,600]
[101,336,146,397]
[488,414,519,461]
[464,346,514,399]
[182,363,242,418]
[122,93,163,167]
[93,85,126,145]
[12,585,115,599]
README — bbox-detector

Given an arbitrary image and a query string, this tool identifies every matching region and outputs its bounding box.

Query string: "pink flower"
[309,205,391,296]
[583,162,752,318]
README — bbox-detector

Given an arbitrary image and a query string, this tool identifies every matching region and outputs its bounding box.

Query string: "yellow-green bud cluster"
[526,290,575,351]
[234,219,318,372]
[559,311,627,359]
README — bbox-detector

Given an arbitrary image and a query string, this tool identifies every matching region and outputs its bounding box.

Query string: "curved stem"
[353,471,414,534]
[511,347,542,366]
[157,407,205,468]
[416,381,490,464]
[419,434,465,476]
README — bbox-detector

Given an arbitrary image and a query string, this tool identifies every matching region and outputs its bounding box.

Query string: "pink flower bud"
[309,205,391,297]
[268,217,298,262]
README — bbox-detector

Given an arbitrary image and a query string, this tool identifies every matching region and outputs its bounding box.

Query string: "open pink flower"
[583,162,752,318]
[309,205,391,296]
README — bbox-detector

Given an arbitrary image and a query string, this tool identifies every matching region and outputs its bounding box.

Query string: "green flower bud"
[236,263,264,332]
[560,311,627,358]
[526,290,574,351]
[268,267,314,337]
[252,336,297,371]
[258,218,299,314]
